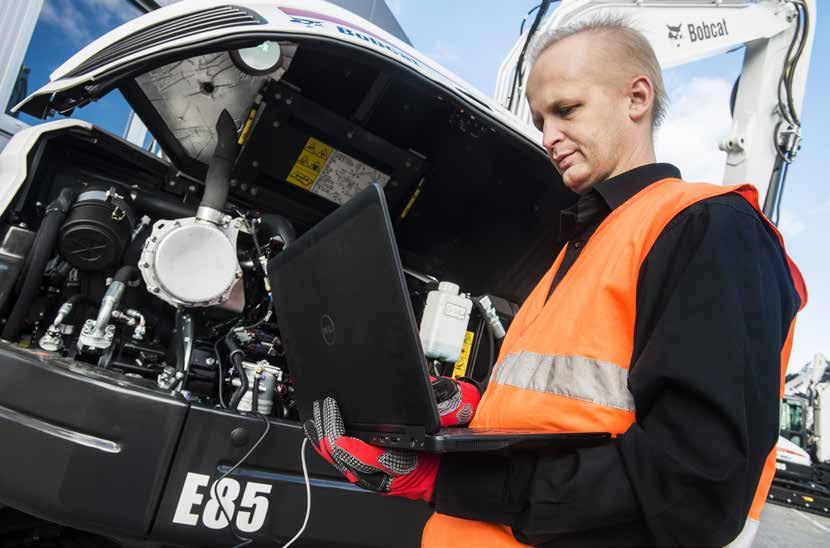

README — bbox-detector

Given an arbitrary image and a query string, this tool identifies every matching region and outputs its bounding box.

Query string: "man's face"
[527,34,636,194]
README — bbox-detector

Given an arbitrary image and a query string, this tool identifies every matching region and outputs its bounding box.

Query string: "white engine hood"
[14,0,542,173]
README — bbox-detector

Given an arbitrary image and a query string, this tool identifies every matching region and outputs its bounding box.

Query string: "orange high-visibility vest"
[422,179,806,548]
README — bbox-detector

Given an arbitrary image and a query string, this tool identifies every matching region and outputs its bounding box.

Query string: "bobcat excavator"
[0,0,817,546]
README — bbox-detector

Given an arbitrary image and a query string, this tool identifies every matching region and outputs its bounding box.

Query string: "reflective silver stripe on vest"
[492,351,635,411]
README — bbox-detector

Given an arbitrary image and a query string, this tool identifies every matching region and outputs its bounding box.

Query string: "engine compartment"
[0,125,302,417]
[0,38,572,423]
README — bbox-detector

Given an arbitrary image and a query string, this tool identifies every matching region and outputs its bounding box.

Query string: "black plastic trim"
[0,402,121,453]
[66,5,264,78]
[0,343,188,538]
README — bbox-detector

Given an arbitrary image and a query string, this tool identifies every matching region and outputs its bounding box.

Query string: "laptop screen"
[269,184,441,434]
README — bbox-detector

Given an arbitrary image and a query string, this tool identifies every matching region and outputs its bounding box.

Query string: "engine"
[0,109,305,420]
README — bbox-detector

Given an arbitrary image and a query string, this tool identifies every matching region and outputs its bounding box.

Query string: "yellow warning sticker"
[286,137,333,189]
[452,331,475,379]
[238,105,258,145]
[400,178,424,219]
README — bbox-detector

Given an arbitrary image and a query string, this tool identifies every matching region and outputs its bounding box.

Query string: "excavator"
[0,0,817,545]
[773,353,830,516]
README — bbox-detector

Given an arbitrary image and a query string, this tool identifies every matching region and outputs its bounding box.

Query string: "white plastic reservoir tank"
[419,281,472,363]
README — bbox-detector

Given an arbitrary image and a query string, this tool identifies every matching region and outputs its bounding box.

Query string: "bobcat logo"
[289,16,323,28]
[667,23,683,44]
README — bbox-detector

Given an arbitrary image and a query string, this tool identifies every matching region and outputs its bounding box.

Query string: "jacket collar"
[558,163,682,241]
[593,163,682,211]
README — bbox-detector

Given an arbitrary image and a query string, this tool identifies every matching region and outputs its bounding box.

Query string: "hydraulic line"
[251,370,260,414]
[767,1,809,224]
[507,0,554,111]
[226,337,249,409]
[130,188,197,219]
[38,294,95,351]
[2,188,75,341]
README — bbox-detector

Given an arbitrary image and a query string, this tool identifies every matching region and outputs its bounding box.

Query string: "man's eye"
[558,105,577,117]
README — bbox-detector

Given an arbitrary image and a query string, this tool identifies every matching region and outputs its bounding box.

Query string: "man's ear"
[629,75,654,123]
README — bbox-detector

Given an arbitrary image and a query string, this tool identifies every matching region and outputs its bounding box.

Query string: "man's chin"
[563,172,594,194]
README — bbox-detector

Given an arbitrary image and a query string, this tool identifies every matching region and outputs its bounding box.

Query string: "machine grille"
[65,5,265,78]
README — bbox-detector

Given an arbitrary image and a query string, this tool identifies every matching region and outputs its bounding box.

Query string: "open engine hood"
[13,0,573,302]
[14,0,544,176]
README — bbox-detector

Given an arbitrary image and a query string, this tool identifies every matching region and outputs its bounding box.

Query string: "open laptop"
[269,184,609,453]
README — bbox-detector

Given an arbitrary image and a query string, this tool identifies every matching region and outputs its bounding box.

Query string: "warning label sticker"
[286,137,332,190]
[452,331,475,379]
[286,137,390,204]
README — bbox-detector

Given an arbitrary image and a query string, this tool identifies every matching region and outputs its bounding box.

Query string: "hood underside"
[15,1,542,174]
[134,44,298,164]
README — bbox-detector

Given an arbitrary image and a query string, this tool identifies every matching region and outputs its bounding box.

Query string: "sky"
[10,0,828,371]
[6,0,141,131]
[388,0,828,372]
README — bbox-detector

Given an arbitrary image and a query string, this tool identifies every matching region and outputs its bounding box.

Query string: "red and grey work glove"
[431,376,481,427]
[303,397,439,502]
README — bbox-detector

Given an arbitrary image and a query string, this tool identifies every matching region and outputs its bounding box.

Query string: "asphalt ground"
[755,503,830,546]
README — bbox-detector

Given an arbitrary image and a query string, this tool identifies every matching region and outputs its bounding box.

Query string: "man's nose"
[542,122,565,153]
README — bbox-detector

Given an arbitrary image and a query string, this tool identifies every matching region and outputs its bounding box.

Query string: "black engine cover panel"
[0,343,187,538]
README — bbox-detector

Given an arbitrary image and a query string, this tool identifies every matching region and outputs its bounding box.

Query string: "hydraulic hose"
[252,371,260,414]
[38,293,95,351]
[3,187,75,341]
[54,293,95,326]
[200,109,240,213]
[130,189,197,219]
[259,214,296,249]
[472,296,500,389]
[63,293,93,309]
[113,265,140,284]
[84,265,140,346]
[226,337,249,410]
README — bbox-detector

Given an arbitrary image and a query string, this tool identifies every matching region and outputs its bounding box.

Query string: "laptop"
[269,184,609,453]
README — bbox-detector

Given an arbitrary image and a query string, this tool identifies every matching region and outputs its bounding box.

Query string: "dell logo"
[320,314,336,346]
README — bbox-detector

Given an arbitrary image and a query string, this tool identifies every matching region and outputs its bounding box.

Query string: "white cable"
[281,438,311,548]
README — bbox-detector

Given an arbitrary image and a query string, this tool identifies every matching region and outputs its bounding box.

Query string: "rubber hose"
[259,214,296,249]
[2,188,75,341]
[226,337,249,409]
[113,265,140,284]
[131,190,197,219]
[124,226,149,269]
[62,293,95,314]
[65,294,93,307]
[472,297,497,386]
[12,230,45,298]
[252,372,260,414]
[200,110,240,212]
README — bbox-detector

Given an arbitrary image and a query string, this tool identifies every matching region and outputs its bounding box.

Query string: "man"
[304,17,806,547]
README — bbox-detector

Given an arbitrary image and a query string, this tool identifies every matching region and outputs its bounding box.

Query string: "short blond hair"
[527,15,668,127]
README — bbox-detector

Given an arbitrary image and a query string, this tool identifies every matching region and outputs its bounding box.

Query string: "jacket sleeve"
[433,195,800,546]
